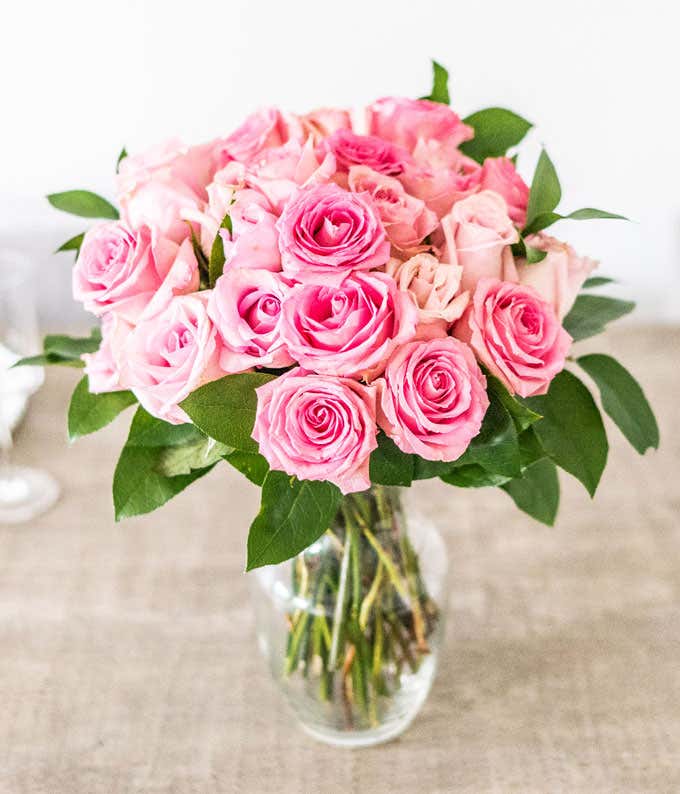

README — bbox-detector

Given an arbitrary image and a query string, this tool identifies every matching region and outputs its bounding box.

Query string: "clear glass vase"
[250,485,448,747]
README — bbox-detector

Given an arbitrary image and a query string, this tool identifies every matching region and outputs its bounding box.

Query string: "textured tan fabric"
[1,326,679,793]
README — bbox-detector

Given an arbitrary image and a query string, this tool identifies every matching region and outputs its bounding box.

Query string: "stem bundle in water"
[283,486,439,730]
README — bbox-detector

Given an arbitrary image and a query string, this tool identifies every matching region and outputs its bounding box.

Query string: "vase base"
[298,712,419,748]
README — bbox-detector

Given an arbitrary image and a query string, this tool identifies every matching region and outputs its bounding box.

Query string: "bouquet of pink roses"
[26,62,658,741]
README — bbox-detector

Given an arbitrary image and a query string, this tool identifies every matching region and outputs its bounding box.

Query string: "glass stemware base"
[0,465,60,523]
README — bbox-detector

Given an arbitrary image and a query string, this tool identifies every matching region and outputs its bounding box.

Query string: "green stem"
[329,525,351,670]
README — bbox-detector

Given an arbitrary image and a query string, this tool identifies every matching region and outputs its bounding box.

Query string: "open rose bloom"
[42,59,655,552]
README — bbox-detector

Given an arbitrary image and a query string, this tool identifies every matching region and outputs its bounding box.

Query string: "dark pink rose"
[376,336,489,461]
[280,271,418,380]
[277,183,390,285]
[253,369,378,494]
[454,278,572,397]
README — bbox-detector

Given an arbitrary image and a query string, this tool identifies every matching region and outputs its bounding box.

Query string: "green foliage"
[525,149,561,229]
[577,354,659,454]
[369,433,414,486]
[523,208,627,237]
[113,408,213,520]
[56,232,85,258]
[420,59,450,104]
[116,147,128,172]
[47,190,119,219]
[459,108,532,163]
[156,436,232,477]
[524,370,608,497]
[208,211,233,287]
[502,458,560,526]
[14,328,101,368]
[224,450,269,486]
[246,471,342,570]
[583,276,615,289]
[441,465,511,488]
[181,373,275,453]
[562,294,635,341]
[68,376,136,441]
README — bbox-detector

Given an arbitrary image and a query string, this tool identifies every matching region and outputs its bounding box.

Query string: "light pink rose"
[348,166,437,251]
[376,337,489,461]
[401,150,482,218]
[280,271,418,379]
[480,157,530,227]
[208,268,293,373]
[277,183,390,285]
[82,312,132,394]
[384,254,468,326]
[221,191,282,272]
[121,292,222,424]
[73,222,198,322]
[518,233,598,320]
[322,130,413,176]
[117,139,218,242]
[299,107,352,141]
[438,190,519,292]
[252,369,378,494]
[217,107,303,164]
[368,97,474,154]
[454,278,572,397]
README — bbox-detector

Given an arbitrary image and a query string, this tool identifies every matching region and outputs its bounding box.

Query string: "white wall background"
[2,0,678,328]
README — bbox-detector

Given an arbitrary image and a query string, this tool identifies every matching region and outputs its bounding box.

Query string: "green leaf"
[47,190,119,220]
[562,294,635,341]
[156,437,233,477]
[583,276,615,289]
[441,464,511,488]
[525,245,548,264]
[518,426,546,469]
[461,389,521,477]
[369,433,414,486]
[113,408,212,520]
[488,376,542,432]
[523,207,627,236]
[180,372,276,453]
[525,149,561,229]
[246,471,342,570]
[224,450,269,485]
[577,354,659,454]
[459,108,533,163]
[67,376,136,441]
[116,147,128,172]
[502,458,559,525]
[208,211,233,287]
[56,232,85,257]
[420,59,449,104]
[524,370,608,496]
[412,457,456,480]
[13,328,101,368]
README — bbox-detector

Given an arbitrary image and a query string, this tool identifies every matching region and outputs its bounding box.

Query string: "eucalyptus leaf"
[577,354,659,454]
[502,458,559,526]
[68,376,136,441]
[524,370,608,496]
[562,294,635,341]
[246,472,342,570]
[47,190,119,220]
[459,107,532,163]
[181,372,276,453]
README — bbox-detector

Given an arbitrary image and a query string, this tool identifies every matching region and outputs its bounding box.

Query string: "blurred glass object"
[0,251,59,523]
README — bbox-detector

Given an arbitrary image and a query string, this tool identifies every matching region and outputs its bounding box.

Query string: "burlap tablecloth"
[1,327,679,793]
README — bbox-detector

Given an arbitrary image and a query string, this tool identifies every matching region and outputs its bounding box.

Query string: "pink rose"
[368,97,474,153]
[280,271,418,379]
[217,107,303,164]
[277,183,390,285]
[252,369,378,494]
[401,150,482,218]
[454,278,572,397]
[376,337,489,461]
[322,130,413,176]
[299,107,352,141]
[348,166,437,251]
[121,292,222,424]
[384,254,468,325]
[73,222,198,322]
[438,190,519,292]
[208,268,293,373]
[82,312,132,394]
[117,139,218,242]
[221,190,282,272]
[518,233,598,320]
[479,157,530,227]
